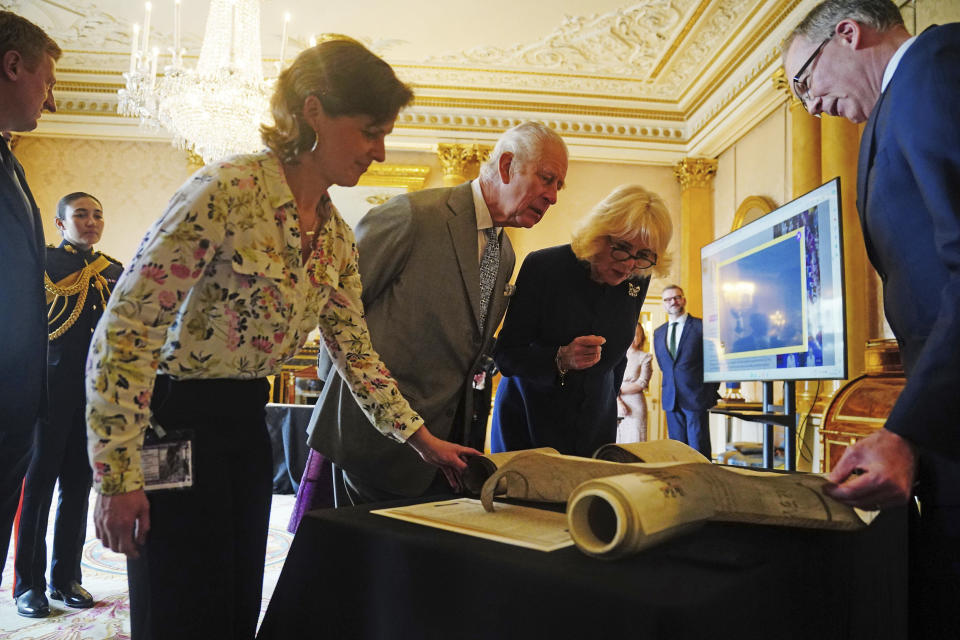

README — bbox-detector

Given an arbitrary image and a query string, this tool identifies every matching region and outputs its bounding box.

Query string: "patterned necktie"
[668,322,678,359]
[478,227,500,332]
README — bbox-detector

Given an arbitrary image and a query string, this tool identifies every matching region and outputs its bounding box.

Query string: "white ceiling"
[8,0,817,163]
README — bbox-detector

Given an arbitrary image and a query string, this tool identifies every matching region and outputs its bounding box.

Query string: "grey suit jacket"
[307,182,516,496]
[0,141,47,433]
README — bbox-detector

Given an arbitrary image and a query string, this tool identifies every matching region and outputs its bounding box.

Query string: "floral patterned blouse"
[86,151,422,496]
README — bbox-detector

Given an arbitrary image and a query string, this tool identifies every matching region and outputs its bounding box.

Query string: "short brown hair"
[261,36,413,163]
[0,11,61,69]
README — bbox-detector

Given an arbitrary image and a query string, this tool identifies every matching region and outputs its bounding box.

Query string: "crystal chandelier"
[118,0,278,164]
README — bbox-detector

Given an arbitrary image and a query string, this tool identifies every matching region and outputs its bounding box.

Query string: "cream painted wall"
[15,137,194,265]
[712,104,790,239]
[504,161,681,294]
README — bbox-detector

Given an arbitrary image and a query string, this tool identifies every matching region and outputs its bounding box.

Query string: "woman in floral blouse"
[86,38,479,639]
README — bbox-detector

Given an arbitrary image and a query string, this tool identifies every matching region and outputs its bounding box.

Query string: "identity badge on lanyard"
[142,419,195,492]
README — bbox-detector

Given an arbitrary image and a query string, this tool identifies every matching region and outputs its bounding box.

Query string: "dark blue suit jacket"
[856,24,960,503]
[654,315,718,412]
[0,141,46,433]
[491,245,648,457]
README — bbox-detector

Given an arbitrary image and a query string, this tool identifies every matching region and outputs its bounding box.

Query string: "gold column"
[821,115,870,382]
[778,71,823,470]
[673,157,718,317]
[436,143,491,187]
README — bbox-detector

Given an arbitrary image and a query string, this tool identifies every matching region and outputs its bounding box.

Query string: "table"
[264,403,314,494]
[257,499,907,640]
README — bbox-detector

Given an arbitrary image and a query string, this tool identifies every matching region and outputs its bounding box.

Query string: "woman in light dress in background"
[617,322,653,443]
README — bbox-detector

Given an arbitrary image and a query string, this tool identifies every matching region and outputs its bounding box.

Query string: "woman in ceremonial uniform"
[86,38,478,640]
[490,184,672,457]
[13,193,121,618]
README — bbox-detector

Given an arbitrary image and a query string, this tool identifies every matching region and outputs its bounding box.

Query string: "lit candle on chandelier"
[149,46,159,91]
[129,23,141,74]
[279,12,290,69]
[141,2,152,60]
[173,0,181,62]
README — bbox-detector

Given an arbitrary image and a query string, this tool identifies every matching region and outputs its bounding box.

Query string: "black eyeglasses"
[608,237,657,268]
[792,36,831,114]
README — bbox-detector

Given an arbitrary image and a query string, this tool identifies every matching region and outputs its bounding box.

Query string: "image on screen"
[700,179,846,382]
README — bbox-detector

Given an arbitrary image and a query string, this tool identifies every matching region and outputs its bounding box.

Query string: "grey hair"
[479,121,567,182]
[784,0,904,56]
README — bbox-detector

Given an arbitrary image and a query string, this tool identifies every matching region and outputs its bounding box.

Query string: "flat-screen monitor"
[700,178,847,383]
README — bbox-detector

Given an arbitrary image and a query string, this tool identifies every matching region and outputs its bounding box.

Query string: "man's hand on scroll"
[95,489,151,559]
[407,426,481,491]
[824,428,916,509]
[558,335,606,370]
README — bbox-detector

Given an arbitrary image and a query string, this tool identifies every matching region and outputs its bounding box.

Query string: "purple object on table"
[288,448,334,533]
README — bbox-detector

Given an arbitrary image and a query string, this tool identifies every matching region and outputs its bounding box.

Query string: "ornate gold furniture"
[819,339,906,473]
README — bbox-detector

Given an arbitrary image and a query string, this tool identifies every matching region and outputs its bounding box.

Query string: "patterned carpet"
[0,492,296,639]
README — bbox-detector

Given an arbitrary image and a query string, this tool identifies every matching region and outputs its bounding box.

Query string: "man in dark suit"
[784,1,960,635]
[0,11,60,595]
[653,285,719,458]
[14,193,123,618]
[308,121,568,503]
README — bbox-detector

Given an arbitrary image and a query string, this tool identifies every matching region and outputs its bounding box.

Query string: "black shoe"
[49,581,94,609]
[15,589,50,618]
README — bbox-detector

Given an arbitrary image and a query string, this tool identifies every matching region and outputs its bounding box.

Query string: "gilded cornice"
[771,66,802,108]
[28,0,815,163]
[673,157,718,189]
[683,0,801,114]
[357,164,431,191]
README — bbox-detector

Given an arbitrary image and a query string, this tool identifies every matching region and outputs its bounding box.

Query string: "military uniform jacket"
[45,241,123,400]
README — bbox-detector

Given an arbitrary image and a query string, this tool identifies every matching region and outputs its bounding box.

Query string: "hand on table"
[407,426,481,491]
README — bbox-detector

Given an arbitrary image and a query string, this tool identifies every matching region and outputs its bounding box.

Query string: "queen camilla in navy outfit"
[491,184,673,456]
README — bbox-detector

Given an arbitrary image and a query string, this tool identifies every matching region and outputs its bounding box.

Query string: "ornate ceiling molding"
[20,0,813,165]
[426,0,690,78]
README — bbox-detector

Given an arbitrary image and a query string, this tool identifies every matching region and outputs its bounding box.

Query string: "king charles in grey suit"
[308,122,568,503]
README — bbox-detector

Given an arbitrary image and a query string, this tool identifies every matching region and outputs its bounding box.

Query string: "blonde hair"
[571,184,672,278]
[261,36,413,163]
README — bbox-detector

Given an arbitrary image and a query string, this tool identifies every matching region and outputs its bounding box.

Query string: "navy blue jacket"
[653,315,719,412]
[491,245,648,457]
[0,141,46,433]
[856,23,960,503]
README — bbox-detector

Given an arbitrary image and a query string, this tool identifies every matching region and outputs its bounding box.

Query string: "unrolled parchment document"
[479,441,877,559]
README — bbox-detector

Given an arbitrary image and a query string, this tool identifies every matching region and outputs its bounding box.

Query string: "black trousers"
[14,393,91,596]
[908,503,960,639]
[128,376,272,640]
[0,428,33,587]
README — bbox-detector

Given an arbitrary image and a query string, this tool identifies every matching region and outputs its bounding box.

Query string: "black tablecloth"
[265,403,313,494]
[257,499,907,640]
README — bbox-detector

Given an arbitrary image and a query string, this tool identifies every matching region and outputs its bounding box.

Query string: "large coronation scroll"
[375,440,875,559]
[477,442,875,558]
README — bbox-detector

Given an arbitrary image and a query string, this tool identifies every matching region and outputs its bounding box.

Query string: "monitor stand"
[710,381,797,471]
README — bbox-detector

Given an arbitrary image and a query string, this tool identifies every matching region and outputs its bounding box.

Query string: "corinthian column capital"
[673,157,718,191]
